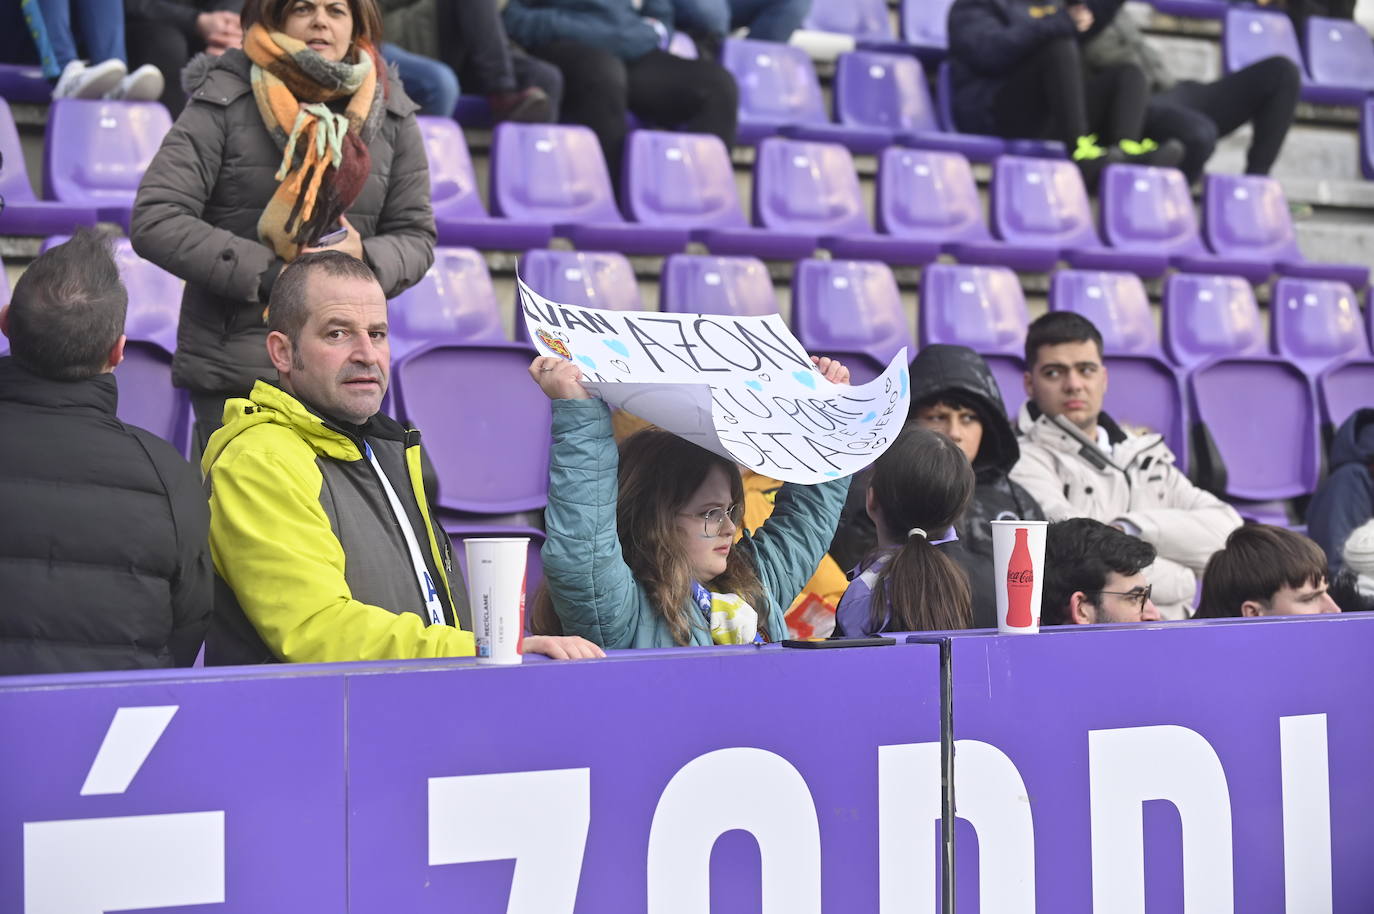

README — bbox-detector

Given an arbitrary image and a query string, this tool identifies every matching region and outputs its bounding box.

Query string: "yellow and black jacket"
[202,381,474,665]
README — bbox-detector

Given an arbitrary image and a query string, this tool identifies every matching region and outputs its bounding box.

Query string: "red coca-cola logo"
[1007,569,1034,584]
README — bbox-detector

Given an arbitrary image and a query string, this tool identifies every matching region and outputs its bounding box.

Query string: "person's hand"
[1068,4,1094,31]
[811,355,850,386]
[300,215,364,260]
[525,634,606,660]
[529,355,591,400]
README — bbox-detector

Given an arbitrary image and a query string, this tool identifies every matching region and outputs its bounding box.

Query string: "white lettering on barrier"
[1089,725,1235,914]
[428,767,591,914]
[877,741,1036,914]
[1280,714,1332,914]
[646,747,822,914]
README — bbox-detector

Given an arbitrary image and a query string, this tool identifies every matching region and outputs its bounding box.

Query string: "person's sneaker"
[1114,137,1186,169]
[1072,134,1110,192]
[106,63,165,101]
[52,58,127,99]
[487,86,552,124]
[1071,133,1107,163]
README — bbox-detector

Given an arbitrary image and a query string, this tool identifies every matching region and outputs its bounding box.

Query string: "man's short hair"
[1024,311,1104,368]
[1196,524,1328,618]
[7,229,127,381]
[1042,518,1157,625]
[267,251,382,353]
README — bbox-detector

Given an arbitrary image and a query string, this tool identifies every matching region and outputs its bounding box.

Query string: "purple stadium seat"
[901,0,955,58]
[1203,174,1369,288]
[990,156,1169,276]
[934,63,1066,159]
[1150,0,1228,19]
[805,0,908,50]
[877,147,1058,271]
[753,138,940,265]
[1049,269,1188,464]
[44,99,171,232]
[1189,357,1321,499]
[723,39,889,151]
[116,341,191,453]
[1223,7,1357,105]
[829,52,1007,162]
[418,116,554,251]
[490,122,688,254]
[1270,276,1374,428]
[1163,272,1268,368]
[919,262,1029,412]
[660,254,779,316]
[0,98,98,236]
[622,130,817,260]
[43,234,182,353]
[1304,16,1374,103]
[0,64,51,103]
[515,249,640,342]
[393,344,550,514]
[452,95,492,127]
[1099,164,1272,283]
[388,247,504,364]
[792,258,914,383]
[1363,98,1374,181]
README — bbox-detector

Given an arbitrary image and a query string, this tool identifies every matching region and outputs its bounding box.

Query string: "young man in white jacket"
[1010,312,1242,619]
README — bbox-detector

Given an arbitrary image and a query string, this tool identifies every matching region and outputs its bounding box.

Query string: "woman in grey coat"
[131,0,435,453]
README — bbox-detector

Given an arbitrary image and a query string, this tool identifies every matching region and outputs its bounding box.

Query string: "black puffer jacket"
[830,345,1043,628]
[0,358,213,674]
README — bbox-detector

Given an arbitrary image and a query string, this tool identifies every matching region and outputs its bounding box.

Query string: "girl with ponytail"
[834,426,977,636]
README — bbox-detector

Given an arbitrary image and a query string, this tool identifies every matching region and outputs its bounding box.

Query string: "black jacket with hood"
[830,345,1044,628]
[1307,408,1374,576]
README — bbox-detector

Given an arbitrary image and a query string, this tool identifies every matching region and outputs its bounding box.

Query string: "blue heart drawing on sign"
[575,354,598,369]
[745,380,763,391]
[602,339,630,357]
[792,370,817,389]
[899,368,909,398]
[862,412,877,422]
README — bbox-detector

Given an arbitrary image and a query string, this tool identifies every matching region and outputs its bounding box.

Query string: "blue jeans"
[670,0,812,41]
[36,0,124,68]
[383,43,461,118]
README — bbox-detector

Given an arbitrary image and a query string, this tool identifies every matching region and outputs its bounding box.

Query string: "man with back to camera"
[1010,311,1242,619]
[1195,524,1340,618]
[1041,518,1162,625]
[203,250,602,664]
[0,229,212,674]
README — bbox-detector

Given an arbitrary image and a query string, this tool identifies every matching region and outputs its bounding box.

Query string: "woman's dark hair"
[531,429,766,645]
[242,0,384,48]
[867,426,976,632]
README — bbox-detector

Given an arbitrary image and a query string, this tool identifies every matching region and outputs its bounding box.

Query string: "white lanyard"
[363,441,446,626]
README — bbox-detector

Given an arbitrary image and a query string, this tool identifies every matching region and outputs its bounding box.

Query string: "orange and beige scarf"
[244,24,385,261]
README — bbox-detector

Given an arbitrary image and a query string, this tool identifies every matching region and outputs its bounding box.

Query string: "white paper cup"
[990,520,1047,634]
[464,538,529,665]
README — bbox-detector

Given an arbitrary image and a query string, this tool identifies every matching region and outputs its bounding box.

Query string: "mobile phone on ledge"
[313,224,348,247]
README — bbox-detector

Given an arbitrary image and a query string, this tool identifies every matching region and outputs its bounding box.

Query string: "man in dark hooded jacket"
[831,345,1043,628]
[1307,408,1374,578]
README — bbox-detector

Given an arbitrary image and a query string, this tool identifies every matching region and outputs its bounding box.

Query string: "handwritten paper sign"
[519,279,910,484]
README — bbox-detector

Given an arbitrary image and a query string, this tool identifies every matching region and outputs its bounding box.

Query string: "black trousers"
[1147,56,1301,183]
[125,19,203,118]
[437,0,563,109]
[525,42,739,184]
[990,36,1149,147]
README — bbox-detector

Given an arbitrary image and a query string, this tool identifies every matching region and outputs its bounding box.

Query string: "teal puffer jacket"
[543,399,849,648]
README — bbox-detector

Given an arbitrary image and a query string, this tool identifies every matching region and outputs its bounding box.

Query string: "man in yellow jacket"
[203,251,601,665]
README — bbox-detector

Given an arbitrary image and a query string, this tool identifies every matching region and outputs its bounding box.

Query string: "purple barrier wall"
[0,643,944,913]
[934,614,1374,914]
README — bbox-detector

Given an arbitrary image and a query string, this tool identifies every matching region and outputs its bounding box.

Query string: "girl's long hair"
[868,427,976,633]
[531,429,767,645]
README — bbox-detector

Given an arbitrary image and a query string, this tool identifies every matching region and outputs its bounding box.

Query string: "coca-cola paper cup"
[990,520,1047,634]
[464,538,528,664]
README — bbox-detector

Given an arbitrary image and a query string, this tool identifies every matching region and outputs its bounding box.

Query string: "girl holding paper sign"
[528,355,852,648]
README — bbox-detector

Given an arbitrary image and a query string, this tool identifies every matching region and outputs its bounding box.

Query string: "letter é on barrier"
[646,748,821,914]
[877,741,1035,914]
[1089,725,1234,914]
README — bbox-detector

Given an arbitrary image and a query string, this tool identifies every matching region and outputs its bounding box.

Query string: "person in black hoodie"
[0,230,213,674]
[1307,408,1374,579]
[831,344,1044,628]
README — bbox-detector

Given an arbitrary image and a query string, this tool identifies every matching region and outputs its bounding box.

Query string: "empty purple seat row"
[803,0,958,59]
[0,64,51,104]
[1226,8,1374,106]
